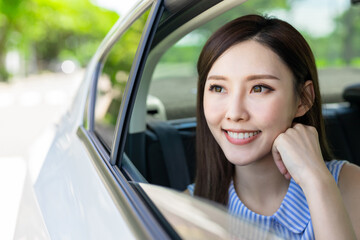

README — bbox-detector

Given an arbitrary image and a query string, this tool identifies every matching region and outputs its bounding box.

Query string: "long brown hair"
[194,14,332,205]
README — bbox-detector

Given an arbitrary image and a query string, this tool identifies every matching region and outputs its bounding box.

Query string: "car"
[14,0,360,239]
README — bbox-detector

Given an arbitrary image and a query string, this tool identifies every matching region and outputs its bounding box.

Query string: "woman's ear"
[295,80,315,118]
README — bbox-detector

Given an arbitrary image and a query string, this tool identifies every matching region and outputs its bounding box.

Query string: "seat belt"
[147,121,191,191]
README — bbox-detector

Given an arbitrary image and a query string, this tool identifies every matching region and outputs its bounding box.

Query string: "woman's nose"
[225,94,249,122]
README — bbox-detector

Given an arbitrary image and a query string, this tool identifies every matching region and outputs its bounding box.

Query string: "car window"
[94,8,150,148]
[122,0,359,238]
[126,0,359,187]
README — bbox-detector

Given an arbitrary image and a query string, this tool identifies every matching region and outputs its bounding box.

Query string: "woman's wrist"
[299,164,335,193]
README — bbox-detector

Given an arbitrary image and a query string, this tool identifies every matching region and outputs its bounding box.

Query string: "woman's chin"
[224,150,272,167]
[225,155,257,166]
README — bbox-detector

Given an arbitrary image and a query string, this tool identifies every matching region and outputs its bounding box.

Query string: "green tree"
[0,0,119,81]
[306,4,360,68]
[333,6,360,65]
[0,0,23,80]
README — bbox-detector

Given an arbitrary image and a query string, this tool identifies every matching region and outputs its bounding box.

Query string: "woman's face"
[203,40,300,166]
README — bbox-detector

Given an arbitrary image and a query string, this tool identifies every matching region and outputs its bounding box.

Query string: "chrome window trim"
[110,0,163,165]
[85,0,163,166]
[122,153,148,183]
[86,0,156,131]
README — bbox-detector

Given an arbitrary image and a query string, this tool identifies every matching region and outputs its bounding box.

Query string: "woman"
[188,14,359,239]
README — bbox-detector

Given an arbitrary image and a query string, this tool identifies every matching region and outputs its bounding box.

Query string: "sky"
[271,0,350,37]
[92,0,137,17]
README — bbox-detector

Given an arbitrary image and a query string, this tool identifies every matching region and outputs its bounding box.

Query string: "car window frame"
[76,0,185,239]
[108,2,164,166]
[84,0,162,165]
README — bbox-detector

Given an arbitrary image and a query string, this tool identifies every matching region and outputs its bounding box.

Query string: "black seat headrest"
[343,83,360,104]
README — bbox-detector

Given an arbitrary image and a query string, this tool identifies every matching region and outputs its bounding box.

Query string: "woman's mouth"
[224,130,261,145]
[227,130,261,139]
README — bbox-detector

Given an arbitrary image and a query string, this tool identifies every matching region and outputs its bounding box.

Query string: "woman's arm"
[272,124,356,239]
[301,167,356,240]
[338,163,360,239]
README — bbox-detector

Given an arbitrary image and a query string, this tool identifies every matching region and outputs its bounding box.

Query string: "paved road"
[0,71,83,157]
[0,70,83,239]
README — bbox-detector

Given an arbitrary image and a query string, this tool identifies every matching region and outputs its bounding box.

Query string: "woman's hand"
[271,123,329,187]
[272,123,357,239]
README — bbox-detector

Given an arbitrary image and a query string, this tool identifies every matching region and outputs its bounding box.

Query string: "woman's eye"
[209,85,225,93]
[214,86,223,92]
[251,85,272,93]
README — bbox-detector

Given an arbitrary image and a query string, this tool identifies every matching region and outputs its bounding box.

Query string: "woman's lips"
[224,130,261,145]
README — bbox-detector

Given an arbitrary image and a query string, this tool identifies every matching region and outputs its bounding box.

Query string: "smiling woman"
[204,40,302,165]
[189,14,359,239]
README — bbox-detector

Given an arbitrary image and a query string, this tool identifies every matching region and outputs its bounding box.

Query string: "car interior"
[324,84,360,164]
[119,0,360,192]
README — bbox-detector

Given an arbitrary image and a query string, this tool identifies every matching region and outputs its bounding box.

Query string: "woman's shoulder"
[337,161,360,234]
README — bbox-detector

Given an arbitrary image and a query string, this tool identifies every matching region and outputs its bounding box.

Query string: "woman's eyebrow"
[207,74,280,81]
[207,75,227,81]
[246,74,280,81]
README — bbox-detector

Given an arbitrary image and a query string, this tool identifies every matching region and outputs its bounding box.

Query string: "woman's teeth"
[227,131,260,139]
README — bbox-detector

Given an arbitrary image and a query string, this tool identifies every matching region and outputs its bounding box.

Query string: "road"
[0,70,83,239]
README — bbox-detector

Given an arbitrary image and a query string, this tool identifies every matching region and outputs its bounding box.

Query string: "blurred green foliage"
[308,5,360,68]
[103,9,149,86]
[1,0,359,83]
[97,9,149,127]
[0,0,119,81]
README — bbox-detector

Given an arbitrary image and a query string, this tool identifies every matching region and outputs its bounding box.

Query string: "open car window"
[124,0,359,206]
[126,0,360,189]
[119,0,359,238]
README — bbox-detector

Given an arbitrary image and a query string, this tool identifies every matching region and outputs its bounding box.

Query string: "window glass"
[94,9,150,148]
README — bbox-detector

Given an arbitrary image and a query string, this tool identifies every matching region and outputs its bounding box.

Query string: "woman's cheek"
[203,96,223,123]
[255,101,291,131]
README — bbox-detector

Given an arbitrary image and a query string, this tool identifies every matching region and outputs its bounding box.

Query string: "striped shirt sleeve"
[325,160,348,183]
[187,183,195,195]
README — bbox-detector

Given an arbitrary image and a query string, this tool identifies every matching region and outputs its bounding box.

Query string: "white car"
[14,0,360,239]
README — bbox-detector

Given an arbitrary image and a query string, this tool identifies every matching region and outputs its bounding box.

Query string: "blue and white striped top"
[187,160,347,239]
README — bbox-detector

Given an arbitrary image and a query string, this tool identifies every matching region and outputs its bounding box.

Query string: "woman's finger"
[272,138,289,175]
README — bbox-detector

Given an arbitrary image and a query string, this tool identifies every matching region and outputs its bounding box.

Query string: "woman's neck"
[233,153,290,216]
